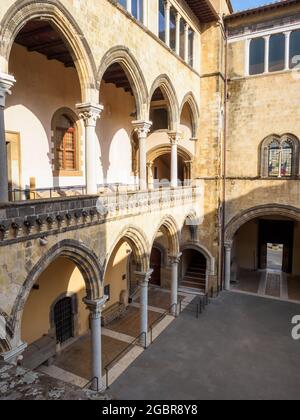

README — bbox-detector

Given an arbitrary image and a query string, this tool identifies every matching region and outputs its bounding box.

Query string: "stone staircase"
[180,256,206,293]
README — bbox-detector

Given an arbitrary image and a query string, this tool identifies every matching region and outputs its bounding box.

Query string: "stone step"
[181,279,205,289]
[184,274,206,281]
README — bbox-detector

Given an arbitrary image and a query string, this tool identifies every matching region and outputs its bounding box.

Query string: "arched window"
[52,109,81,176]
[55,114,77,171]
[261,135,299,178]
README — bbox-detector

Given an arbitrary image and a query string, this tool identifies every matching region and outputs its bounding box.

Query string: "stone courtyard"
[109,292,300,400]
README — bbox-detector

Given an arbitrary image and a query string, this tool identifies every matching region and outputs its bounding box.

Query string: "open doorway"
[267,243,283,272]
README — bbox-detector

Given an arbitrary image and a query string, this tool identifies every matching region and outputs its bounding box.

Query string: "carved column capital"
[0,72,16,107]
[169,252,182,265]
[224,240,233,250]
[135,269,154,286]
[83,295,108,319]
[168,131,182,145]
[163,0,171,11]
[132,120,152,138]
[76,103,103,127]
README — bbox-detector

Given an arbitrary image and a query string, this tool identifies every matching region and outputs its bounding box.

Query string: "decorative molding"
[76,103,104,127]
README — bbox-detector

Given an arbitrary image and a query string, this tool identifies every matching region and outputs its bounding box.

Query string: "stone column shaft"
[224,242,232,291]
[84,296,108,391]
[77,103,103,195]
[175,12,181,55]
[126,0,132,13]
[170,253,182,315]
[264,35,270,73]
[135,270,153,346]
[169,131,181,188]
[284,31,291,70]
[0,73,16,203]
[164,0,171,47]
[184,23,189,63]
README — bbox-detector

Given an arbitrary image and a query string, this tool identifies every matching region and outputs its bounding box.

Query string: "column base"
[1,342,27,364]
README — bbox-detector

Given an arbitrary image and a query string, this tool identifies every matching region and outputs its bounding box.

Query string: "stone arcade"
[1,0,300,396]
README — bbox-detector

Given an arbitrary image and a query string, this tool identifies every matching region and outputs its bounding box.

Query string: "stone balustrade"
[0,185,203,245]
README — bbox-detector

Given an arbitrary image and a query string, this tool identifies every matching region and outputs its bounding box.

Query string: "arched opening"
[149,216,180,289]
[150,247,163,287]
[226,207,300,301]
[152,152,185,186]
[99,62,141,187]
[147,145,192,188]
[102,239,133,324]
[180,249,207,292]
[5,18,84,196]
[20,256,90,369]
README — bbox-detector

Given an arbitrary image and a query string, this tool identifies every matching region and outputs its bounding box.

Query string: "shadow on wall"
[6,44,82,189]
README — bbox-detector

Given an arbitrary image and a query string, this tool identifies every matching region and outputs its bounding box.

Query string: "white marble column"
[84,296,108,391]
[224,241,232,291]
[184,23,189,63]
[0,73,16,202]
[169,253,182,315]
[77,103,103,195]
[284,31,291,71]
[126,0,132,13]
[264,35,270,74]
[147,161,154,190]
[169,131,181,188]
[175,12,181,55]
[245,38,250,77]
[142,0,147,26]
[164,0,171,47]
[135,270,153,346]
[132,120,152,190]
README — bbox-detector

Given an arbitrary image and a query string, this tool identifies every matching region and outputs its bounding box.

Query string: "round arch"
[103,225,150,275]
[180,92,200,139]
[8,239,103,342]
[0,0,97,103]
[149,75,180,131]
[97,46,148,121]
[225,204,300,242]
[150,215,180,258]
[147,144,193,162]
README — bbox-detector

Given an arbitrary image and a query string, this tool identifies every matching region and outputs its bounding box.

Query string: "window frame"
[51,108,82,177]
[260,135,299,179]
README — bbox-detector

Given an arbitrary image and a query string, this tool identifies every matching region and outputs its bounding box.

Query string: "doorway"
[267,243,284,271]
[258,219,294,274]
[150,247,162,286]
[54,297,74,344]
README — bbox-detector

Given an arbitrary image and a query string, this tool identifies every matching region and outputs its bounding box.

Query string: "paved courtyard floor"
[39,288,195,388]
[232,268,300,302]
[109,291,300,400]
